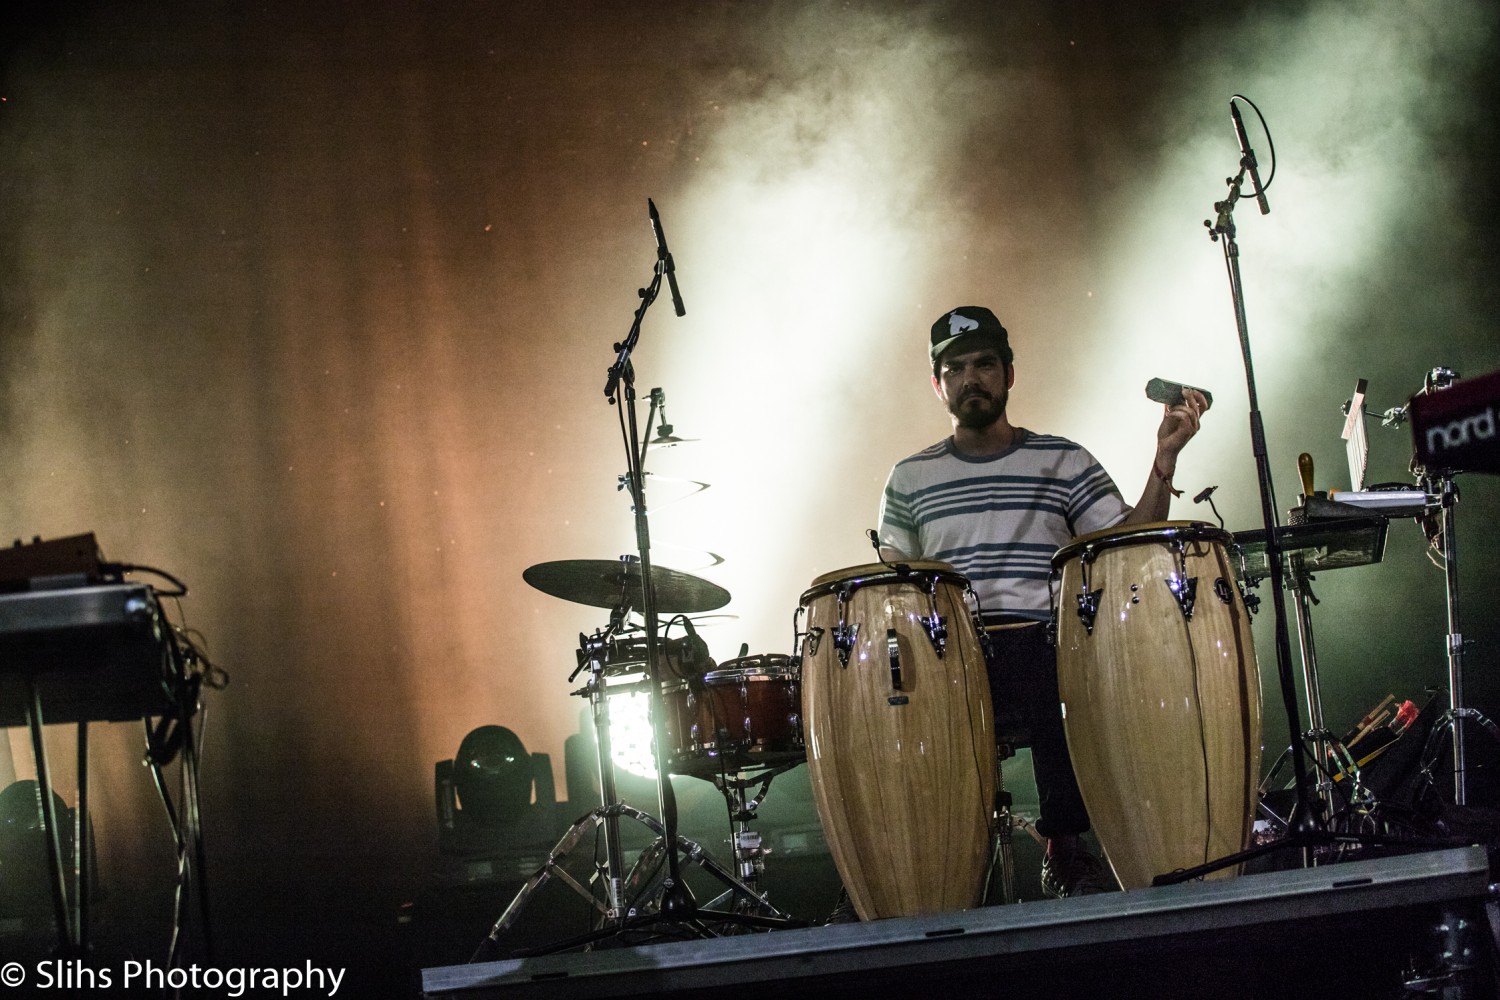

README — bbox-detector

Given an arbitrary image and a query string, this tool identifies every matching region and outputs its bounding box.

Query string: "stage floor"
[422,845,1494,999]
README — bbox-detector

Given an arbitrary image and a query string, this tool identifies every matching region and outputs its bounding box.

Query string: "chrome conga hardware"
[1074,547,1103,635]
[1164,536,1198,620]
[831,623,860,667]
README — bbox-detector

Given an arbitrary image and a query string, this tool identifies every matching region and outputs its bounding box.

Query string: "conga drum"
[799,562,995,920]
[1052,521,1261,889]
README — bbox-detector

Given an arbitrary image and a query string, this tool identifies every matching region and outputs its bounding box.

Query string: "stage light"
[0,780,75,917]
[606,682,660,781]
[452,726,533,827]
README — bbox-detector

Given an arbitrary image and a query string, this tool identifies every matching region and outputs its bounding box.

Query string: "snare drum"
[799,562,994,920]
[1052,521,1261,889]
[659,655,803,777]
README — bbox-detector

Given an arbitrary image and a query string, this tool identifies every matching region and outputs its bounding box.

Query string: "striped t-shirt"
[877,429,1132,620]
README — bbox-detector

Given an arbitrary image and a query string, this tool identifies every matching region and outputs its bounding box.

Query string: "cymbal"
[646,433,699,450]
[523,559,730,614]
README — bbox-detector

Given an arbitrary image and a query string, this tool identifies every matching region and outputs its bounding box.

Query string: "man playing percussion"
[876,305,1210,898]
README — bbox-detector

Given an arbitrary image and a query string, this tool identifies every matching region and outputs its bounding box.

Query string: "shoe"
[1040,839,1116,898]
[825,886,861,925]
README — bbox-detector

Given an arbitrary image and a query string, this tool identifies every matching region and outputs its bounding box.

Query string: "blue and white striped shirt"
[878,429,1131,620]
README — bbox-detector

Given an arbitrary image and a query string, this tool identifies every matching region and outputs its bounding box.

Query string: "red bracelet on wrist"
[1153,460,1183,498]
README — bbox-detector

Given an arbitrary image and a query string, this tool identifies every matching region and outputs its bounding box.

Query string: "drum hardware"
[699,760,803,914]
[885,629,903,691]
[919,615,947,654]
[1165,572,1197,620]
[917,579,949,655]
[851,536,956,656]
[830,623,858,668]
[1073,589,1102,634]
[487,801,796,957]
[1067,544,1111,635]
[1234,508,1387,832]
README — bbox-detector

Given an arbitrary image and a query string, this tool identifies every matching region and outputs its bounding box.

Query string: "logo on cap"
[947,312,980,336]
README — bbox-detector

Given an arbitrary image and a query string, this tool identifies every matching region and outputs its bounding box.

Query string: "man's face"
[935,343,1012,429]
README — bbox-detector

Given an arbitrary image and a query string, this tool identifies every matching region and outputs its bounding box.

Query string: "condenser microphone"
[648,199,686,317]
[1230,99,1270,215]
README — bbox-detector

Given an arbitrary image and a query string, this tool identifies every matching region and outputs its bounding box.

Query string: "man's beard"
[949,387,1007,429]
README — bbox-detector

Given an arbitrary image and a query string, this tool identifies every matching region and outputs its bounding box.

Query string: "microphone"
[867,528,911,573]
[1192,485,1218,505]
[647,199,686,317]
[1230,100,1270,215]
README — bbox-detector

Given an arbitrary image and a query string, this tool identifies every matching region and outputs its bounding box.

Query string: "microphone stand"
[585,203,806,944]
[1165,111,1326,883]
[603,227,696,920]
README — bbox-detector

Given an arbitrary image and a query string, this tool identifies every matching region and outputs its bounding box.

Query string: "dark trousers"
[983,622,1090,840]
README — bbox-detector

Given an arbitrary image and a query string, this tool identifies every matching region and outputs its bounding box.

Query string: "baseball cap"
[929,306,1012,371]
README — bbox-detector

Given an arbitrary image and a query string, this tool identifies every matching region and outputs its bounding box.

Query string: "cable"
[106,562,189,597]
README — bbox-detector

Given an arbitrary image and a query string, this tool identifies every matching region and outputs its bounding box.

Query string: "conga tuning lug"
[805,627,824,657]
[919,614,948,656]
[1166,575,1198,620]
[1076,589,1103,635]
[833,623,859,667]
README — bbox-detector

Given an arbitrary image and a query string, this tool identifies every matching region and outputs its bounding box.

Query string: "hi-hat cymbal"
[523,559,730,614]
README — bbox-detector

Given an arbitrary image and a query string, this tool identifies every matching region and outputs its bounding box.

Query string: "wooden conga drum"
[1052,521,1261,889]
[799,562,995,920]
